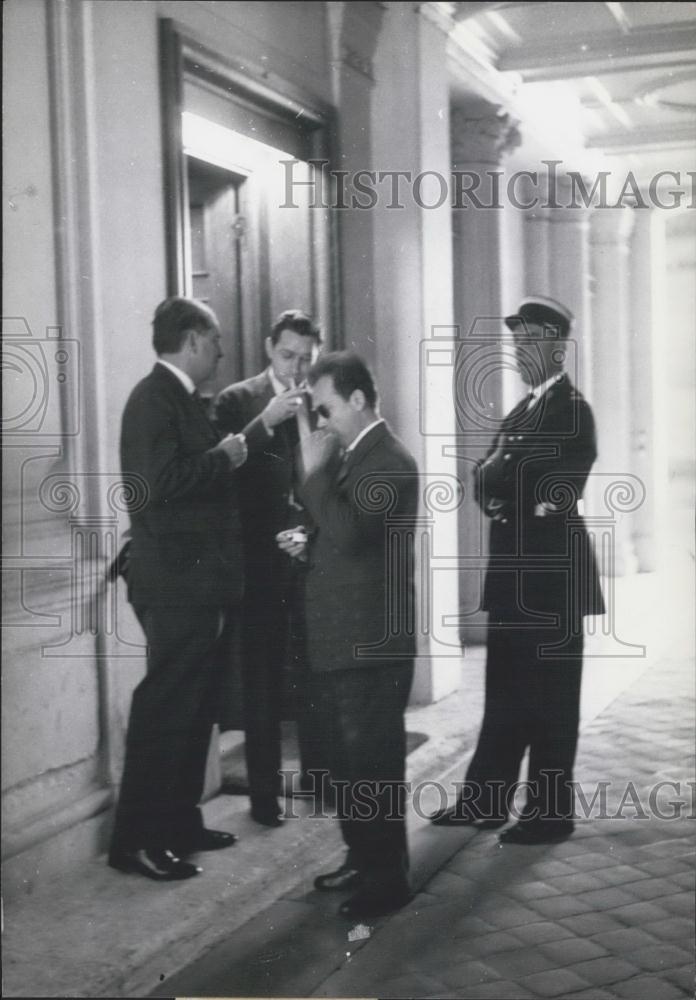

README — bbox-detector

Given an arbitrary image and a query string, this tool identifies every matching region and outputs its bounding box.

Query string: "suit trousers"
[316,661,414,885]
[241,555,323,800]
[110,605,232,851]
[462,622,583,827]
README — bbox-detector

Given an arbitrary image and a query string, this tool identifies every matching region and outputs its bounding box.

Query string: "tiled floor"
[4,559,694,999]
[159,635,694,999]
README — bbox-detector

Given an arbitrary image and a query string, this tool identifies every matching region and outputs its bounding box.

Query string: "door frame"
[158,17,340,348]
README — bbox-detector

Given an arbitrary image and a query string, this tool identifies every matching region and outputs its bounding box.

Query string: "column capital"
[327,1,386,83]
[451,105,521,166]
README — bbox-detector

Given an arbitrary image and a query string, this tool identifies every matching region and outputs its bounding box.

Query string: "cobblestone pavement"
[156,628,693,1000]
[4,565,693,999]
[311,652,694,1000]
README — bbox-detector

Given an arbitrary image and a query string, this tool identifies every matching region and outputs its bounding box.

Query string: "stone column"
[326,1,385,364]
[366,2,463,703]
[547,177,593,395]
[521,173,551,297]
[589,207,637,576]
[450,102,521,644]
[628,208,665,572]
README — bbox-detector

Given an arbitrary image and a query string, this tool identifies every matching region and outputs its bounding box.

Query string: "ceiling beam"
[452,1,538,23]
[497,24,696,80]
[586,122,696,151]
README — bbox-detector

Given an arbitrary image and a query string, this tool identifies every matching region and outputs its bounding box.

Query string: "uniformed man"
[431,296,605,843]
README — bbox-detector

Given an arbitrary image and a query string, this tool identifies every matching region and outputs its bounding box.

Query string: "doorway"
[186,155,244,397]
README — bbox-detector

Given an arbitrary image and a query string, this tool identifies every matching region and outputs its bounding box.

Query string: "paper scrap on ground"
[347,923,372,942]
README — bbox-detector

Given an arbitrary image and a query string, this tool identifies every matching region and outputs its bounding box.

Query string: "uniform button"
[504,453,511,460]
[501,518,508,524]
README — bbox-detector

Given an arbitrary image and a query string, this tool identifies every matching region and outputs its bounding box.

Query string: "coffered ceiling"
[445,1,696,181]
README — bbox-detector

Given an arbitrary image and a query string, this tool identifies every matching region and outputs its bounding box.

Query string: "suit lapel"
[151,363,221,445]
[336,422,388,486]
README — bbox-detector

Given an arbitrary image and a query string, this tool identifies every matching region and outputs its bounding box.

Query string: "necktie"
[336,448,351,485]
[191,389,208,414]
[525,391,538,411]
[191,390,219,440]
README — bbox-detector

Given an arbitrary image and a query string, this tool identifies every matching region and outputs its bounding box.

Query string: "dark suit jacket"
[120,363,243,607]
[478,375,605,621]
[214,370,311,556]
[299,421,419,672]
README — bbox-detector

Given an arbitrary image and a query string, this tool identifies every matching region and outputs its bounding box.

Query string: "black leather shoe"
[314,864,363,892]
[338,882,413,919]
[498,822,574,845]
[108,847,202,881]
[178,828,238,854]
[250,798,283,828]
[429,804,506,829]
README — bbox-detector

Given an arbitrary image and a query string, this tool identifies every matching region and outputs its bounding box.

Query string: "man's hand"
[218,433,248,469]
[261,388,306,431]
[298,429,340,481]
[276,526,308,561]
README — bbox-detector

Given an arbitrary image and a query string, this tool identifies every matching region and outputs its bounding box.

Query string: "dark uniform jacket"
[477,375,605,622]
[299,421,419,672]
[120,363,243,607]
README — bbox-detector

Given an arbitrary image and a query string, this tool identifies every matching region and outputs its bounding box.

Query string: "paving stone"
[531,895,594,919]
[476,901,543,930]
[452,914,497,937]
[657,893,695,917]
[427,870,474,897]
[637,858,691,878]
[568,956,643,985]
[546,872,608,893]
[628,943,695,973]
[668,870,695,890]
[558,911,625,937]
[519,968,592,997]
[610,974,690,999]
[538,937,609,966]
[564,990,620,1000]
[437,981,534,999]
[574,885,640,909]
[640,837,694,859]
[625,877,682,901]
[663,964,696,993]
[506,880,563,902]
[557,852,616,873]
[642,916,694,944]
[593,926,664,952]
[374,970,446,998]
[528,859,579,879]
[511,921,576,945]
[438,958,502,990]
[483,946,559,980]
[594,863,651,885]
[464,930,522,956]
[610,900,672,925]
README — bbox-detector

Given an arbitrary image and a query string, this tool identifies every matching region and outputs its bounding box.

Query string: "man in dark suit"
[278,351,419,920]
[431,296,605,844]
[214,310,323,827]
[108,297,248,880]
